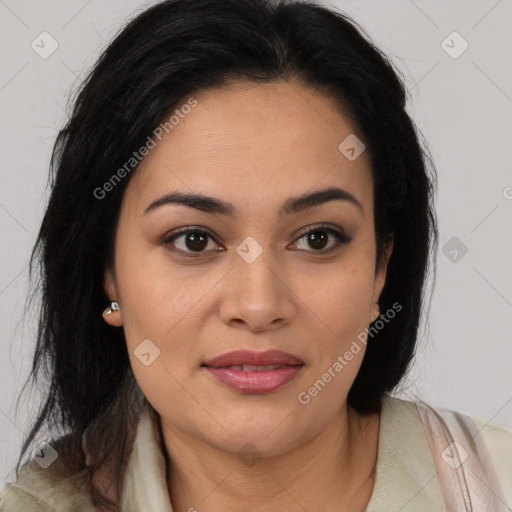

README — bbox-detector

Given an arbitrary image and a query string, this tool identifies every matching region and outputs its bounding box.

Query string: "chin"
[206,429,299,462]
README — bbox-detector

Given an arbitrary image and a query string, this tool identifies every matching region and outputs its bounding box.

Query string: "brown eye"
[306,230,329,250]
[293,225,351,254]
[163,224,350,258]
[181,231,209,251]
[163,228,221,256]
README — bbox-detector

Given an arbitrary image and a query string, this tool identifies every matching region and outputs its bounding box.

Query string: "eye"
[162,224,351,258]
[291,224,351,254]
[163,227,222,257]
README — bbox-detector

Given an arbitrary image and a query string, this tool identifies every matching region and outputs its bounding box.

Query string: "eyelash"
[162,224,351,258]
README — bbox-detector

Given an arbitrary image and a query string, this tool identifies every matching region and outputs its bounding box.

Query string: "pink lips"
[203,350,304,394]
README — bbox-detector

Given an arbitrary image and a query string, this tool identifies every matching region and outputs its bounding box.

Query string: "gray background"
[1,0,511,485]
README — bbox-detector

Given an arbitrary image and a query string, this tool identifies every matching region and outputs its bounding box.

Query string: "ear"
[102,267,123,327]
[370,233,394,322]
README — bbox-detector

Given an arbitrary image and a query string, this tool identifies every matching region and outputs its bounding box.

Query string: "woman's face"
[103,80,392,457]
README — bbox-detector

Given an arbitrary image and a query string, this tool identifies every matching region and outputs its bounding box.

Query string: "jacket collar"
[120,396,442,511]
[365,395,443,511]
[121,401,173,512]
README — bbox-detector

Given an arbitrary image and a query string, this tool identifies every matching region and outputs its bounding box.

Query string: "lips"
[217,364,285,371]
[202,350,304,394]
[203,349,304,368]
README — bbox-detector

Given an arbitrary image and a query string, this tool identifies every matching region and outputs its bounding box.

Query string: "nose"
[219,247,296,332]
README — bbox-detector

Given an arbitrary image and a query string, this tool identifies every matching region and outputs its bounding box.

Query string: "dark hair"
[14,0,437,509]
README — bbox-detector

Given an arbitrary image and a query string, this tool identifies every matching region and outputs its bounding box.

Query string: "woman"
[1,0,510,511]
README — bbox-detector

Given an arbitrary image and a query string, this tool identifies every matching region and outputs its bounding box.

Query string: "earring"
[104,301,120,315]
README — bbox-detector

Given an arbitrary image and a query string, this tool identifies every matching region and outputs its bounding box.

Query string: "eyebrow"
[143,186,363,217]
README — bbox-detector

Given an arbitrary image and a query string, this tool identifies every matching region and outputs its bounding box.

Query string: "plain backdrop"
[1,0,511,484]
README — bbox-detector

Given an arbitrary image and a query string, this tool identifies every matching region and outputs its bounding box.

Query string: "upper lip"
[203,350,304,368]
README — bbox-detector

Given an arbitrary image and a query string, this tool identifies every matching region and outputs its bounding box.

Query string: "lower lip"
[205,366,303,394]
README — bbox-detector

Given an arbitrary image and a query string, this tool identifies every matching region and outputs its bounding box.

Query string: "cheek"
[114,233,201,336]
[291,265,375,422]
[297,257,375,342]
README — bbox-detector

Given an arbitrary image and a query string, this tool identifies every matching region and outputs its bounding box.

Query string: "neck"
[161,403,380,512]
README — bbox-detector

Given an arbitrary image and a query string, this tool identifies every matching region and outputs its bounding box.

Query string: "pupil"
[308,230,328,250]
[186,232,208,251]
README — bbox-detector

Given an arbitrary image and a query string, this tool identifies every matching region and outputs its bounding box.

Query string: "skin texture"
[103,79,393,512]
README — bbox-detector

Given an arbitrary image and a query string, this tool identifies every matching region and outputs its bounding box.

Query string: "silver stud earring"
[105,301,120,315]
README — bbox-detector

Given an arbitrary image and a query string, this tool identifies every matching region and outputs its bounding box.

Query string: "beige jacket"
[1,395,511,511]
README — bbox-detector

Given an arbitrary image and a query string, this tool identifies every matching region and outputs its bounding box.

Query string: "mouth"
[203,349,304,368]
[208,364,293,371]
[202,350,304,394]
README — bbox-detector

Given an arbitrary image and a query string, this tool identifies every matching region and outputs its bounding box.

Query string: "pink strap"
[416,401,509,511]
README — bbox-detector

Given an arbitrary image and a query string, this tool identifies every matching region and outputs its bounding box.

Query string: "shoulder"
[381,395,512,506]
[466,412,512,505]
[0,440,96,512]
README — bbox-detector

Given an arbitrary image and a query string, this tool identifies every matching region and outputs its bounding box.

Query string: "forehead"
[123,80,373,218]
